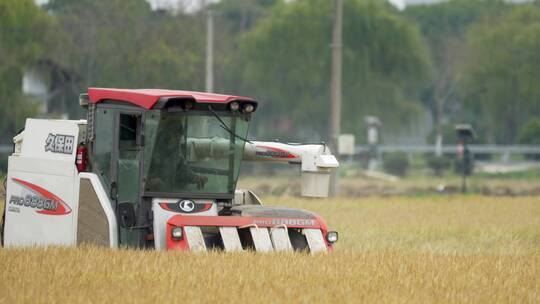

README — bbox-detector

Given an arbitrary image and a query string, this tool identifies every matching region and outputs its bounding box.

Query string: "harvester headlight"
[229,101,240,111]
[242,103,255,113]
[171,227,183,240]
[326,231,338,244]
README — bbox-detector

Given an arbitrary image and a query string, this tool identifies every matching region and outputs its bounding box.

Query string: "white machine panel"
[152,198,217,249]
[20,119,81,161]
[219,227,243,252]
[250,227,273,252]
[184,226,206,252]
[4,157,79,247]
[304,229,327,254]
[4,119,82,247]
[77,173,118,248]
[270,227,293,252]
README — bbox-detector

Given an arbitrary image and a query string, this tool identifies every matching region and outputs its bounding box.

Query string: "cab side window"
[93,108,114,188]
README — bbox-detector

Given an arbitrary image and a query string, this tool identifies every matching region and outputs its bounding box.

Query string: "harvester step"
[184,226,207,252]
[250,227,273,252]
[270,227,293,252]
[219,227,243,252]
[304,229,327,253]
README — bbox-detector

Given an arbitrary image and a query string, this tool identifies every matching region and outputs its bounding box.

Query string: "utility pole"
[435,94,443,157]
[205,7,214,92]
[329,0,343,197]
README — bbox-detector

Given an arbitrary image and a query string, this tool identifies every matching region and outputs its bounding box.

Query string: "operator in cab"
[145,117,207,192]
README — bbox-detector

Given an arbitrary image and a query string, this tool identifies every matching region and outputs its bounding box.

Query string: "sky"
[148,0,447,11]
[34,0,532,12]
[153,0,404,11]
[32,0,434,11]
[388,0,407,10]
[33,0,218,12]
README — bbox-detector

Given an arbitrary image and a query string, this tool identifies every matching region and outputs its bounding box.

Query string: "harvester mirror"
[117,203,136,228]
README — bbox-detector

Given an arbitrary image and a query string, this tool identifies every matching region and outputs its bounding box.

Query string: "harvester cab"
[2,88,339,253]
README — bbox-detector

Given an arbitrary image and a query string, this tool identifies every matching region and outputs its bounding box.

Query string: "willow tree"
[46,0,210,119]
[0,0,53,142]
[405,0,508,144]
[235,0,431,141]
[463,5,540,143]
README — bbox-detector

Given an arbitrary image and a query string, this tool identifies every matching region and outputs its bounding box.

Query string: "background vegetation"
[2,0,540,143]
[0,0,53,141]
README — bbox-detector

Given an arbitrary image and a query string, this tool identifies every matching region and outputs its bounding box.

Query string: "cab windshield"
[143,111,249,195]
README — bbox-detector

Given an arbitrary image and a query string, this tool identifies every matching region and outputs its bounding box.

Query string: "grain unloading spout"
[243,141,339,197]
[187,139,339,197]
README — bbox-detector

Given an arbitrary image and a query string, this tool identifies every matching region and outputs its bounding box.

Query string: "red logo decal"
[256,146,298,159]
[11,178,72,215]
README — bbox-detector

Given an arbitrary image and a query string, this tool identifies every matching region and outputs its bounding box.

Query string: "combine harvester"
[1,88,339,253]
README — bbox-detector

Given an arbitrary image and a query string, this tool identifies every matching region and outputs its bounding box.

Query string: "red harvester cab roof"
[87,87,256,110]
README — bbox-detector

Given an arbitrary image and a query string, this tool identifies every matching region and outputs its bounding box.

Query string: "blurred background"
[1,0,540,196]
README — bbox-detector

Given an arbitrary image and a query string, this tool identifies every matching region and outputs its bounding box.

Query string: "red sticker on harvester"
[255,145,298,159]
[9,178,72,215]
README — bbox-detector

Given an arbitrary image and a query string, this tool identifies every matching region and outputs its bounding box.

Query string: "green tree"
[518,118,540,145]
[213,0,277,34]
[236,0,431,141]
[0,0,53,142]
[46,0,209,118]
[463,5,540,143]
[405,0,508,143]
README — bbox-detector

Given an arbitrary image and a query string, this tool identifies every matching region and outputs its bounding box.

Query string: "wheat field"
[1,196,539,303]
